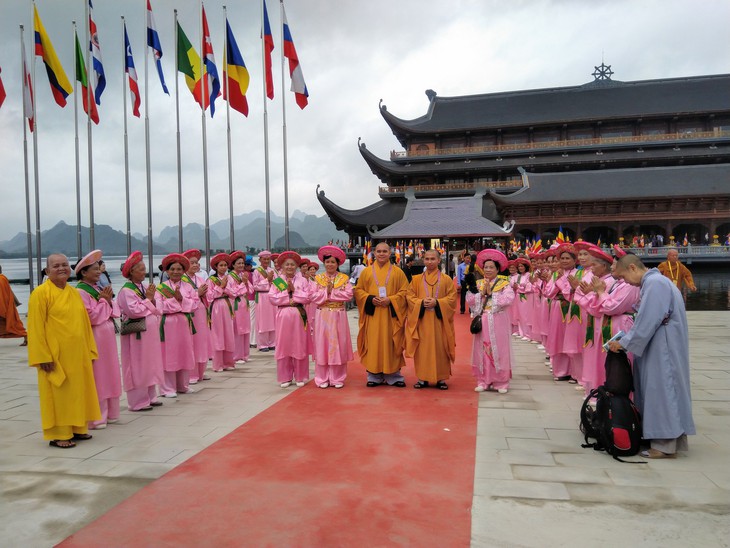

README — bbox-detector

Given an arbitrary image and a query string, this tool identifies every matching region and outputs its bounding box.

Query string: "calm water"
[3,255,339,315]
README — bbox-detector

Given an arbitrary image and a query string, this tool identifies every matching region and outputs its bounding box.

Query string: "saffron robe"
[0,273,26,337]
[406,270,456,383]
[618,269,695,441]
[27,280,101,431]
[354,262,409,374]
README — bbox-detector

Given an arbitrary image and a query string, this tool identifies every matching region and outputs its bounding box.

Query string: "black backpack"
[580,386,643,462]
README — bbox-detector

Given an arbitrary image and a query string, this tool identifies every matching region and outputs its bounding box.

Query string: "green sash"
[76,281,100,301]
[567,268,583,323]
[272,276,289,291]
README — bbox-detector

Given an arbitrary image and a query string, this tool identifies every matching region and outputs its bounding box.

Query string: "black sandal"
[72,433,93,441]
[436,381,449,390]
[49,439,76,448]
[392,381,406,387]
[414,381,429,389]
[366,381,382,387]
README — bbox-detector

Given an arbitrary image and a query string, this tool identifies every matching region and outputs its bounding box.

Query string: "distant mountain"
[274,230,307,248]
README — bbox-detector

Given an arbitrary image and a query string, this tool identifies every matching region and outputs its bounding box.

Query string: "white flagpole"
[224,6,235,250]
[85,0,95,249]
[31,0,42,285]
[144,0,154,283]
[261,0,271,249]
[72,21,82,261]
[20,25,34,290]
[278,0,290,249]
[200,0,211,266]
[122,17,131,256]
[174,10,183,253]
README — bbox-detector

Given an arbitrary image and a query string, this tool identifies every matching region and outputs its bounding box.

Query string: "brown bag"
[120,317,146,335]
[470,314,482,334]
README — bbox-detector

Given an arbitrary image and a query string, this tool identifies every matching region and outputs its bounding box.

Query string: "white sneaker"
[107,419,119,424]
[521,336,530,341]
[182,387,196,394]
[498,388,508,394]
[280,381,292,388]
[474,386,486,393]
[334,384,344,389]
[537,345,545,350]
[296,381,306,387]
[319,383,329,389]
[530,340,539,344]
[189,379,199,385]
[91,423,107,430]
[163,392,177,398]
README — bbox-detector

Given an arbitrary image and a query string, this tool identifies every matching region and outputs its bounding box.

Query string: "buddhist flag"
[201,6,221,117]
[176,22,206,108]
[22,40,35,132]
[223,19,250,116]
[124,23,141,117]
[34,6,73,107]
[262,0,274,100]
[281,4,309,109]
[75,31,99,124]
[0,66,6,109]
[147,0,169,94]
[88,0,105,104]
[556,226,565,244]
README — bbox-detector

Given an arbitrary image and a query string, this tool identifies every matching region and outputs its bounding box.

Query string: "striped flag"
[34,5,73,107]
[177,22,205,107]
[0,66,6,109]
[201,6,221,117]
[262,0,274,100]
[223,19,250,116]
[88,0,105,104]
[124,23,141,117]
[22,39,35,131]
[147,0,169,94]
[281,4,308,109]
[75,31,99,124]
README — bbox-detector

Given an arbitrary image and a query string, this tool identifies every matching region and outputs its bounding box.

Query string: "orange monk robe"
[406,271,457,384]
[0,274,27,337]
[27,280,100,437]
[657,260,696,292]
[354,262,409,374]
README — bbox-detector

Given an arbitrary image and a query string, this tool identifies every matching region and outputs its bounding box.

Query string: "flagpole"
[122,17,131,256]
[200,0,211,267]
[174,9,183,253]
[31,0,42,285]
[20,25,34,291]
[144,0,154,282]
[224,6,235,250]
[85,0,95,249]
[279,0,290,249]
[72,21,82,262]
[261,0,272,250]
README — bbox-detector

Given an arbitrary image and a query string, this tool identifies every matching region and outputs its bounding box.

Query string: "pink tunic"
[543,273,566,355]
[310,272,354,366]
[515,273,533,335]
[228,272,252,336]
[508,273,519,329]
[206,275,235,353]
[467,278,515,389]
[117,283,165,391]
[77,286,122,400]
[158,280,196,372]
[555,268,587,355]
[533,278,550,337]
[252,267,277,333]
[184,273,211,364]
[269,273,312,360]
[573,272,606,391]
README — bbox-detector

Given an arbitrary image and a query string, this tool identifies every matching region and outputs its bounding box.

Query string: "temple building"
[317,65,730,247]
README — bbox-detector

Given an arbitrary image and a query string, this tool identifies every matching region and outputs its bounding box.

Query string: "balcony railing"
[390,130,730,160]
[379,180,522,194]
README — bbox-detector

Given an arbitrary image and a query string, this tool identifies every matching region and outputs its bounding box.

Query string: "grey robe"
[619,269,695,440]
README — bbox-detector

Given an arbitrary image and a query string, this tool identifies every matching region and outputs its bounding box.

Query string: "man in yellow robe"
[406,249,456,389]
[354,242,409,387]
[0,265,27,345]
[27,254,100,448]
[658,249,696,301]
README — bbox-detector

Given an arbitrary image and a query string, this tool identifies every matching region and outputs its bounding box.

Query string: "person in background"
[244,256,257,348]
[456,253,471,314]
[182,249,211,385]
[97,260,112,290]
[658,248,696,301]
[207,253,236,372]
[252,251,277,352]
[0,264,27,345]
[27,254,100,447]
[228,251,253,364]
[75,250,122,430]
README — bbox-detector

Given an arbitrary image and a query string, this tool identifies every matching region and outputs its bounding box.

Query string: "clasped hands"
[423,297,437,309]
[372,296,391,307]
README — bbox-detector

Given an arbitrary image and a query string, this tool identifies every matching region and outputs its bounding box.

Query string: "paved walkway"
[1,311,729,547]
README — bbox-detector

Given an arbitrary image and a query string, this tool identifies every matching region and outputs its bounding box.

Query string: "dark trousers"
[460,286,467,313]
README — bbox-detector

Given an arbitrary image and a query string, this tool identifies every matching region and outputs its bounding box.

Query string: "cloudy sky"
[0,0,728,241]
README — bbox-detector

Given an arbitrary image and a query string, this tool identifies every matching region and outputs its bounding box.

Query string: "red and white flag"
[281,4,308,109]
[22,40,35,132]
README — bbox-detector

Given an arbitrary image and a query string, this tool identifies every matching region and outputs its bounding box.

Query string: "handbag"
[470,314,482,334]
[120,317,146,336]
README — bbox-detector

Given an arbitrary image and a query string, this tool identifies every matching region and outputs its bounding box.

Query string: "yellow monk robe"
[354,262,409,374]
[27,280,100,438]
[406,270,457,384]
[0,273,27,338]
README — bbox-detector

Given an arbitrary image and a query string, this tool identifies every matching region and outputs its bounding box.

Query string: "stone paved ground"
[1,310,728,547]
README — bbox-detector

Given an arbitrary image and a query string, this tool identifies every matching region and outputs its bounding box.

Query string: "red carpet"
[60,314,478,547]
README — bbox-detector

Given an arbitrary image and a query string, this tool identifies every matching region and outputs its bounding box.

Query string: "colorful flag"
[88,0,105,104]
[34,6,73,107]
[75,31,99,124]
[262,0,274,100]
[0,66,6,109]
[22,40,35,132]
[201,6,221,117]
[147,0,169,94]
[281,4,309,109]
[124,23,141,117]
[223,19,250,116]
[176,21,206,108]
[556,226,565,244]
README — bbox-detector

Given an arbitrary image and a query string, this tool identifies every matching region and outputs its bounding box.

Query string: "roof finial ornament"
[425,89,437,101]
[592,60,614,81]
